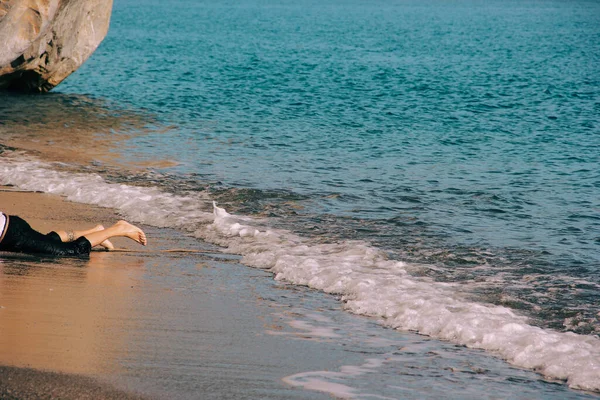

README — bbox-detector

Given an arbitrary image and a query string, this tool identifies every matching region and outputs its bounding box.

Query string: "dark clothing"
[0,215,91,256]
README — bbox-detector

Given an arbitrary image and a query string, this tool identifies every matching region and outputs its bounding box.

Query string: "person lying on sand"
[0,211,147,257]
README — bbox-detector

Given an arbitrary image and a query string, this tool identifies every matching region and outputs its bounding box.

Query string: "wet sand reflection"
[0,252,144,375]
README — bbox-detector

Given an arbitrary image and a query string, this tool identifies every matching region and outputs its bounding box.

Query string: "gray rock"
[0,0,113,93]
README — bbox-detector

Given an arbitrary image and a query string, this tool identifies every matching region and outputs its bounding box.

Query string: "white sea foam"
[283,358,400,400]
[1,153,599,393]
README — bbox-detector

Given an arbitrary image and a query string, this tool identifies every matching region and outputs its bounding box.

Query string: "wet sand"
[1,187,597,400]
[0,186,152,398]
[0,365,147,400]
[0,186,354,399]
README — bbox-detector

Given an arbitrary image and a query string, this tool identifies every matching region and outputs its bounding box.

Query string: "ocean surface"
[1,0,599,397]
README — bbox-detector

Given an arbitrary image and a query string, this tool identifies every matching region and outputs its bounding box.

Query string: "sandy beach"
[3,186,596,400]
[0,184,453,400]
[0,186,340,399]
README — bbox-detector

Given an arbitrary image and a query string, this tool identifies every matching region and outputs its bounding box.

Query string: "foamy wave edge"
[1,155,599,393]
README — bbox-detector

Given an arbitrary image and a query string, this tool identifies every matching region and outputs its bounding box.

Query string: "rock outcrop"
[0,0,112,93]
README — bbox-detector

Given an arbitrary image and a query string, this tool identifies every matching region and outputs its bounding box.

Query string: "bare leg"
[83,221,147,248]
[54,225,114,250]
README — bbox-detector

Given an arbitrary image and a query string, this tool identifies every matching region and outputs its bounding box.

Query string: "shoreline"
[0,147,597,398]
[1,180,597,398]
[0,186,341,399]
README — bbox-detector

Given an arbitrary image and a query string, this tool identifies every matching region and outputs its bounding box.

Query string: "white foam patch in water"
[265,310,342,341]
[1,154,599,393]
[287,320,341,339]
[283,357,400,400]
[283,374,358,399]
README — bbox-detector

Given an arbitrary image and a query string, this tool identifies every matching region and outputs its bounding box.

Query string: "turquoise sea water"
[66,0,600,333]
[1,0,600,396]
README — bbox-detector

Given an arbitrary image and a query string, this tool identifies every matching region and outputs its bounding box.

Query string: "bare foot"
[116,221,147,246]
[93,225,115,250]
